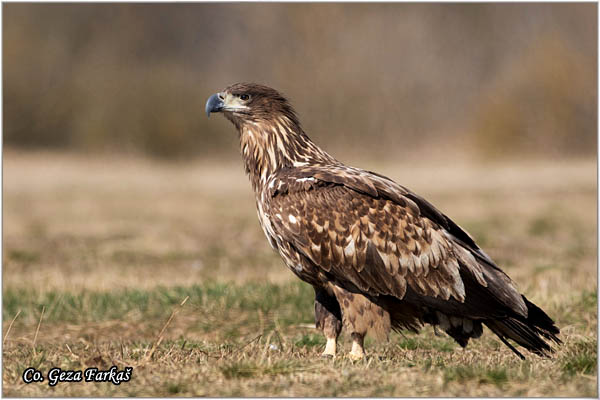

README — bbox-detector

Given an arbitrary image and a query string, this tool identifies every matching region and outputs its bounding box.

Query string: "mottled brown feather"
[268,173,470,302]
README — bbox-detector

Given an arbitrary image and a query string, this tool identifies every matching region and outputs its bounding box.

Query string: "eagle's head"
[205,83,299,128]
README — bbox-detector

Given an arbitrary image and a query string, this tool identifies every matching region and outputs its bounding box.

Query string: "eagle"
[205,83,560,360]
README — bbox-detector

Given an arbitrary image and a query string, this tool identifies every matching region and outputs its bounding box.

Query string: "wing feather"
[270,174,465,302]
[267,166,527,316]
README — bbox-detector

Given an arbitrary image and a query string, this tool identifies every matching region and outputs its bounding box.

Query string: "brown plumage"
[205,82,560,360]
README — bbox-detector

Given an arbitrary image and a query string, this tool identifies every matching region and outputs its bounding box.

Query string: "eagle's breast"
[257,174,329,282]
[256,186,279,251]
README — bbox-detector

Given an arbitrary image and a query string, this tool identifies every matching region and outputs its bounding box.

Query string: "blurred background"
[3,3,597,161]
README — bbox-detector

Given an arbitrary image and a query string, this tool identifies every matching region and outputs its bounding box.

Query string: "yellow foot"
[348,333,365,361]
[348,337,365,361]
[321,337,337,358]
[348,350,365,361]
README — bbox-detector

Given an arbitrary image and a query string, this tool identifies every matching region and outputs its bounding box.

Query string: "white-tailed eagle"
[205,83,560,360]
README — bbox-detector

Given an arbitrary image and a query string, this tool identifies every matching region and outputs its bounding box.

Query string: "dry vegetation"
[2,151,597,397]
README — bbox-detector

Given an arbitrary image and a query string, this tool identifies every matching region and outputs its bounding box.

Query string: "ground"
[2,151,597,397]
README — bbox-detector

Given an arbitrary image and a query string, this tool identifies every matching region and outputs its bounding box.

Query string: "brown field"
[2,150,597,397]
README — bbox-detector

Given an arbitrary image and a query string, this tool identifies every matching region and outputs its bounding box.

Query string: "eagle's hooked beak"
[205,93,225,117]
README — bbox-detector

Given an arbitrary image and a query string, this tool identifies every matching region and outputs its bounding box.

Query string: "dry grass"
[2,150,597,396]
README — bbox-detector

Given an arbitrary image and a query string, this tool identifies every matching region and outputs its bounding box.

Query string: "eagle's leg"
[330,285,391,360]
[349,332,365,361]
[314,287,342,358]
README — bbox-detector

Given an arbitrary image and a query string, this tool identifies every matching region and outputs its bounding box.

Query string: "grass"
[2,282,314,326]
[443,365,508,386]
[560,339,597,377]
[2,151,597,396]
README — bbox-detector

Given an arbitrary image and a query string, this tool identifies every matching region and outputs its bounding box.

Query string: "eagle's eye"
[240,94,250,101]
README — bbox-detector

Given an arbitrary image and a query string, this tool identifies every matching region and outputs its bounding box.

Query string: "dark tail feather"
[522,296,561,342]
[485,295,561,358]
[496,334,525,360]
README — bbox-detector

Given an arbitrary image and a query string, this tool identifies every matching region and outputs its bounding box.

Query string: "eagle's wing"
[267,165,527,317]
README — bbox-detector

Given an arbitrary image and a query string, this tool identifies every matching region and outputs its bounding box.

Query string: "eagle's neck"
[238,116,337,193]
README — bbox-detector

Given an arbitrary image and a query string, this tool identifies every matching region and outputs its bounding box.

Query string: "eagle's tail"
[484,295,561,359]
